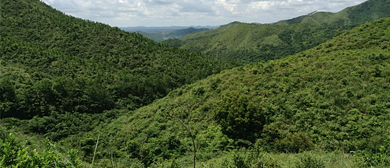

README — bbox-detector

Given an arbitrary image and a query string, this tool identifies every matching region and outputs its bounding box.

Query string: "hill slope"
[173,0,390,64]
[0,0,229,140]
[63,18,390,167]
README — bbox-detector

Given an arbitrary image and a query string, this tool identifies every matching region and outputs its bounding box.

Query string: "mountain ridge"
[172,0,390,64]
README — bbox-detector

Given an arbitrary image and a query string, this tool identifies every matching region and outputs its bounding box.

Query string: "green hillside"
[60,18,390,167]
[285,0,390,26]
[0,0,229,140]
[173,0,390,64]
[1,0,390,167]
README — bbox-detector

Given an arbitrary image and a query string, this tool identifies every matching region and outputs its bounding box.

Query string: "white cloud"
[216,0,238,14]
[249,1,281,10]
[41,0,368,27]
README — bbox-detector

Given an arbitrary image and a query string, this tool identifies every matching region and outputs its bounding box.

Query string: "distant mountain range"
[168,0,390,64]
[121,26,219,42]
[121,25,219,33]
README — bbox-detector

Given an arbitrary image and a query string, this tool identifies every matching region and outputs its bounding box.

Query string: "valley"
[1,0,390,167]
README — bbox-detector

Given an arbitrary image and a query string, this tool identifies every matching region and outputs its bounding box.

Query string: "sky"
[41,0,367,27]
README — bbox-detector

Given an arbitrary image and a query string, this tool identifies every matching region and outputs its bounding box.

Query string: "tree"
[215,90,265,143]
[0,77,16,119]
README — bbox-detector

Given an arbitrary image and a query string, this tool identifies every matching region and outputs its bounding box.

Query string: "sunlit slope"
[307,0,390,25]
[176,0,390,64]
[67,18,390,167]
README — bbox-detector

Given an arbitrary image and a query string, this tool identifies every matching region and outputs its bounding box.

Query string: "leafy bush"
[0,133,80,167]
[215,90,266,143]
[356,138,390,167]
[275,132,314,153]
[228,147,279,168]
[295,156,325,168]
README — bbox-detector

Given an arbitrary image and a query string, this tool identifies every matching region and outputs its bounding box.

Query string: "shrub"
[215,90,265,143]
[295,156,325,168]
[275,132,314,153]
[0,133,80,167]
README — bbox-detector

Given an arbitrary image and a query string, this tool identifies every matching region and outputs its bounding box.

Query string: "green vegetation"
[169,0,390,64]
[0,127,80,167]
[59,18,390,167]
[0,0,229,140]
[1,0,390,167]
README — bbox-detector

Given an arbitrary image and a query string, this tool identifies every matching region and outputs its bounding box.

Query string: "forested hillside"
[170,0,390,64]
[60,18,390,167]
[0,0,230,140]
[1,0,390,167]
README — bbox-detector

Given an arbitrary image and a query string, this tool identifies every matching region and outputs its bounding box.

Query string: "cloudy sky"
[41,0,367,27]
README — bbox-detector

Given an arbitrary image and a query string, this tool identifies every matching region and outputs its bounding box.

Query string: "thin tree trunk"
[177,117,196,168]
[90,135,100,168]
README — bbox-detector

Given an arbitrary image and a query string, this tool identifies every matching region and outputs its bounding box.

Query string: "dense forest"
[55,18,390,167]
[1,0,390,167]
[167,0,390,64]
[0,0,230,140]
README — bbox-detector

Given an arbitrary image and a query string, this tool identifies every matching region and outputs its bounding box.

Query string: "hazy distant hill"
[121,26,217,42]
[121,25,218,33]
[172,0,390,64]
[61,18,390,167]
